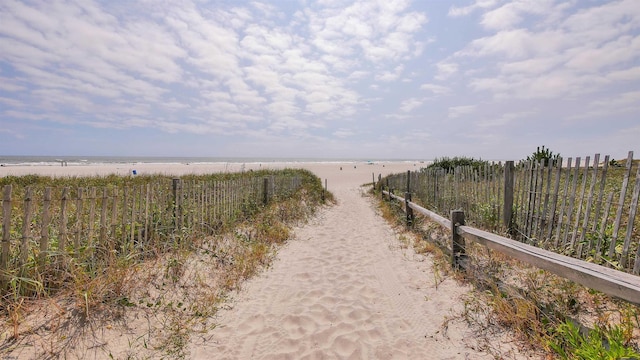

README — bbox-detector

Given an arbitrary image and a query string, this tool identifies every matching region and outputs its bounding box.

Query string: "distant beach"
[0,156,428,187]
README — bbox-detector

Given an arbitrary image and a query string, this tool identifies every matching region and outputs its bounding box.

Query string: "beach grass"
[0,168,330,358]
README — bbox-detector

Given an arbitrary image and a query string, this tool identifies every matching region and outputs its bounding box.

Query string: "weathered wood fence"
[0,174,301,288]
[381,151,640,275]
[382,190,640,305]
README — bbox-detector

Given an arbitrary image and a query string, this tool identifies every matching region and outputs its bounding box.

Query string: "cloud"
[476,111,536,127]
[448,105,476,119]
[376,65,404,82]
[435,62,458,80]
[399,97,425,113]
[457,0,640,100]
[420,83,451,95]
[448,0,499,17]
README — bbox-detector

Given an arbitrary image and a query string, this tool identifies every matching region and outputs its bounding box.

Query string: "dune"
[1,161,534,359]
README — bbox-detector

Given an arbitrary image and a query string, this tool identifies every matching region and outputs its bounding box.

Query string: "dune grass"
[372,187,640,359]
[0,169,331,358]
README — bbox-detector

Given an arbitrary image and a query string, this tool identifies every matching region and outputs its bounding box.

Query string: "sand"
[1,161,532,359]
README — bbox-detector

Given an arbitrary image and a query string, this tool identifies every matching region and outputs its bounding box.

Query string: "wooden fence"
[381,151,640,275]
[0,174,302,289]
[382,190,640,305]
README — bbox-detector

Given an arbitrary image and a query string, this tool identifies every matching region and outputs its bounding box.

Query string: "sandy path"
[189,180,499,359]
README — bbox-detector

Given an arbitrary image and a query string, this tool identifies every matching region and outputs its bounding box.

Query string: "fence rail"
[0,173,302,289]
[383,190,640,305]
[382,151,640,275]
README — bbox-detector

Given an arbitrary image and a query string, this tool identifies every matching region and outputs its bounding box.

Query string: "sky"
[0,0,639,161]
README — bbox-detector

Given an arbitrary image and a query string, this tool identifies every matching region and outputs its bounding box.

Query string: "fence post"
[503,161,515,234]
[386,179,390,200]
[405,192,414,226]
[1,185,12,286]
[405,170,414,226]
[173,178,182,232]
[263,177,269,205]
[406,170,411,193]
[450,210,466,269]
[372,172,375,189]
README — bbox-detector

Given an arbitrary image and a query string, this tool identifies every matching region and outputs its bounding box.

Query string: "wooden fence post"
[451,210,466,269]
[503,161,514,233]
[405,192,414,226]
[20,187,34,271]
[39,187,52,267]
[405,170,414,226]
[1,185,12,285]
[173,178,182,232]
[263,177,269,205]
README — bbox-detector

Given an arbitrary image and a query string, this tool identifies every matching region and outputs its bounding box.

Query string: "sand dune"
[187,166,531,359]
[2,161,533,359]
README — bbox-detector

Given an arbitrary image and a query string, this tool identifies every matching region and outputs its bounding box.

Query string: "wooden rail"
[382,152,640,275]
[383,190,640,305]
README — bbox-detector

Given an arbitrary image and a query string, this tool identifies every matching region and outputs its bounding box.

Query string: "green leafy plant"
[523,145,561,167]
[549,320,640,359]
[425,156,491,172]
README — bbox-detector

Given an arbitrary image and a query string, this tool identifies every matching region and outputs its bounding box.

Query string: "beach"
[0,161,533,359]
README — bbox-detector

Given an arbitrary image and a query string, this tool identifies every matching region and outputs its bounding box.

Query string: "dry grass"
[0,170,329,359]
[371,187,640,359]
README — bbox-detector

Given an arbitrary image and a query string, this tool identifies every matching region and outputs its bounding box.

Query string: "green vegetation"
[0,169,331,358]
[522,145,561,166]
[372,185,640,359]
[549,320,640,359]
[424,156,491,172]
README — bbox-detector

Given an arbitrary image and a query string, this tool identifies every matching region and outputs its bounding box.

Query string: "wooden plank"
[561,157,581,247]
[2,185,13,277]
[99,188,108,246]
[555,158,573,247]
[457,225,640,305]
[621,164,640,269]
[39,187,52,267]
[20,187,34,269]
[592,155,610,232]
[570,156,590,251]
[74,188,84,250]
[609,151,634,259]
[580,154,600,254]
[121,187,128,246]
[532,161,545,242]
[595,192,615,263]
[538,163,553,245]
[385,191,451,229]
[59,187,69,253]
[110,188,118,256]
[87,187,97,250]
[545,159,563,248]
[144,184,150,244]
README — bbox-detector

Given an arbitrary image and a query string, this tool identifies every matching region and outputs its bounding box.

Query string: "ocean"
[0,156,424,167]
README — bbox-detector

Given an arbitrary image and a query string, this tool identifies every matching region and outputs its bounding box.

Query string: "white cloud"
[448,0,499,17]
[448,105,476,119]
[376,65,404,82]
[435,62,458,80]
[399,97,425,113]
[420,83,451,95]
[476,111,535,127]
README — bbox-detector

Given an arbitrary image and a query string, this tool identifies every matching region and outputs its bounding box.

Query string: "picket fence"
[382,151,640,275]
[0,174,302,287]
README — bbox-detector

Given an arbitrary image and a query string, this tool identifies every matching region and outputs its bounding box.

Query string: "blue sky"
[0,0,639,160]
